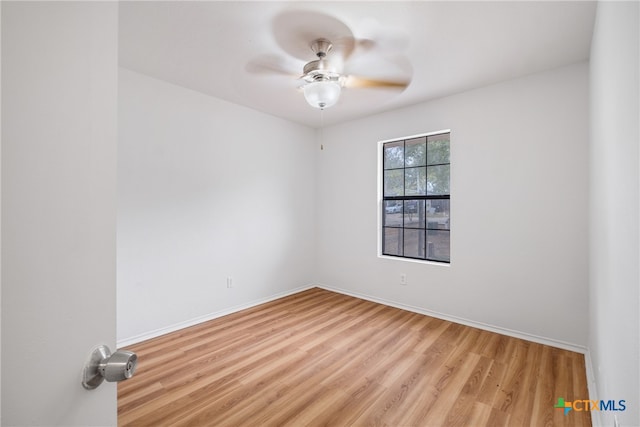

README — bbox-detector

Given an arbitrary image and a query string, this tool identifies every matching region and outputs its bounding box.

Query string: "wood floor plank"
[467,401,493,426]
[530,345,556,427]
[441,354,493,426]
[118,288,591,426]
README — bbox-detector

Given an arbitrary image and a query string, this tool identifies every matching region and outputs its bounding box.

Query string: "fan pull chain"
[319,108,324,151]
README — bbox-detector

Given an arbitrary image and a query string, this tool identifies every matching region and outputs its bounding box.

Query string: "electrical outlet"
[226,277,233,288]
[400,274,407,285]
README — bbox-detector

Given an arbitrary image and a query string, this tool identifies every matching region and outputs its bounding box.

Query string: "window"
[381,132,450,263]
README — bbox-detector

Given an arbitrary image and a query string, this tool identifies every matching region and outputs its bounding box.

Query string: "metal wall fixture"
[82,344,138,390]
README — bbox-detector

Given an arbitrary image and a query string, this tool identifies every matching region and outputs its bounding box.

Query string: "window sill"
[378,254,451,267]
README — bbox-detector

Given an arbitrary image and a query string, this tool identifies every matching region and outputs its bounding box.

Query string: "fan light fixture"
[301,40,342,109]
[303,80,341,109]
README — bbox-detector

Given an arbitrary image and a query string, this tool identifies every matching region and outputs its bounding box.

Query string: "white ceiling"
[119,1,596,128]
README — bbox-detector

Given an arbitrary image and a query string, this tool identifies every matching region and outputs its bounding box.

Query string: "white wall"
[316,63,589,349]
[589,2,639,426]
[117,69,317,344]
[2,2,118,425]
[0,3,3,422]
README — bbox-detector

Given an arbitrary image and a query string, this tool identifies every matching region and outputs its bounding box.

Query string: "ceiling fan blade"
[272,10,355,61]
[356,17,410,53]
[343,75,410,90]
[245,54,299,77]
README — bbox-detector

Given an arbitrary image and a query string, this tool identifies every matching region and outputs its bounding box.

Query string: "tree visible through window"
[382,132,450,263]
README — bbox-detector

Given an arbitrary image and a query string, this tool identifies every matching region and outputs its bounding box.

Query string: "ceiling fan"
[298,38,410,109]
[247,10,412,110]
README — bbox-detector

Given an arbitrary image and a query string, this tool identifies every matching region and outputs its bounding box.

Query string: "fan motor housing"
[303,59,340,83]
[303,59,338,75]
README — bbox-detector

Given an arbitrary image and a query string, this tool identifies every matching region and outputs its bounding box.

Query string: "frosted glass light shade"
[303,81,341,109]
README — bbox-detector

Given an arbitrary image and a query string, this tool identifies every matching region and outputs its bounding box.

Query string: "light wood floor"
[118,287,591,426]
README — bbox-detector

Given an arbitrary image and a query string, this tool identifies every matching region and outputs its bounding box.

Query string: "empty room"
[1,1,638,426]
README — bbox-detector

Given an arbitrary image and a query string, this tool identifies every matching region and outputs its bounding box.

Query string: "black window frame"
[381,131,451,263]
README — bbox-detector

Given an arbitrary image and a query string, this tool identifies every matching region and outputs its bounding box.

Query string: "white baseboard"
[119,283,587,355]
[584,350,600,427]
[117,284,315,348]
[317,284,588,354]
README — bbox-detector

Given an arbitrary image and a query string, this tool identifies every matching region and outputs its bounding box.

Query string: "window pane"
[381,132,450,263]
[404,229,426,259]
[404,200,425,229]
[383,201,403,226]
[405,137,426,167]
[384,141,404,169]
[427,134,450,165]
[427,165,450,195]
[405,167,426,195]
[426,230,450,262]
[426,199,450,230]
[383,227,403,256]
[384,169,404,196]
